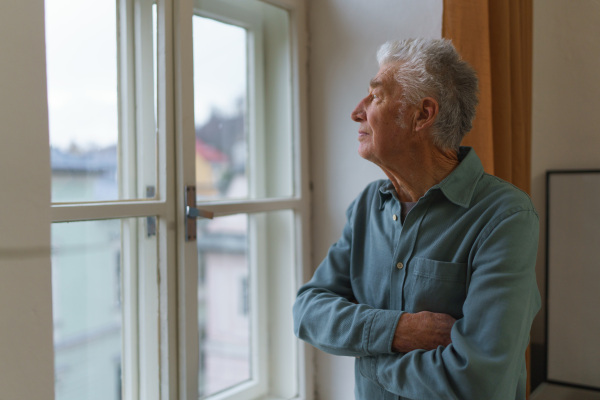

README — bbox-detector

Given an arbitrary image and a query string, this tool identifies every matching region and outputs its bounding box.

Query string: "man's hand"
[392,311,456,353]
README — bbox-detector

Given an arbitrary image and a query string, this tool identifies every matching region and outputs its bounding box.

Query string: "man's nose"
[351,98,366,122]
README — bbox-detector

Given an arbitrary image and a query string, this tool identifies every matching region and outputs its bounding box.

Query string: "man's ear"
[414,97,439,132]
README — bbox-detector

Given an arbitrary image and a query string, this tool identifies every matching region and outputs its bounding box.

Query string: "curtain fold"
[442,1,534,397]
[443,0,533,194]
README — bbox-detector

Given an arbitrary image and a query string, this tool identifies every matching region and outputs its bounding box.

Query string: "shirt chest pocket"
[403,257,467,318]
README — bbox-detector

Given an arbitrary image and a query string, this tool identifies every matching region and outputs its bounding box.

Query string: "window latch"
[186,206,213,220]
[185,185,213,241]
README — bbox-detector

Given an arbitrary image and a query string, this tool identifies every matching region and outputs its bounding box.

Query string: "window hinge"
[146,186,156,237]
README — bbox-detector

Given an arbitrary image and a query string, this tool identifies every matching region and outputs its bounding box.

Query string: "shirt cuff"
[365,309,404,355]
[357,355,379,385]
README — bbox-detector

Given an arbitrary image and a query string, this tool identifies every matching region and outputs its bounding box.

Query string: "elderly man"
[293,38,540,399]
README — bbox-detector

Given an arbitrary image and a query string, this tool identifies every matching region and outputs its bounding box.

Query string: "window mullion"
[133,0,161,399]
[171,0,199,398]
[247,22,265,199]
[50,200,167,222]
[119,0,139,200]
[134,0,159,202]
[121,217,141,400]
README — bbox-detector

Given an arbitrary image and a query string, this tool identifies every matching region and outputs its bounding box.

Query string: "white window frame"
[176,0,312,399]
[50,0,168,398]
[49,0,312,398]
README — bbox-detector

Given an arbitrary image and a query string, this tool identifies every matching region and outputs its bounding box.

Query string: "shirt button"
[396,262,404,269]
[393,214,398,221]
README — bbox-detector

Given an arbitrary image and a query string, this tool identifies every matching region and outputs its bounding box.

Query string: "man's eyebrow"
[369,78,383,89]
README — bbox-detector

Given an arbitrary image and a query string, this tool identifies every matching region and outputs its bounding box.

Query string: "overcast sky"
[46,0,245,151]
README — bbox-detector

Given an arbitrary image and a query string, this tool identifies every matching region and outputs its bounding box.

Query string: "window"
[47,0,163,399]
[51,218,155,400]
[46,0,157,203]
[46,0,309,399]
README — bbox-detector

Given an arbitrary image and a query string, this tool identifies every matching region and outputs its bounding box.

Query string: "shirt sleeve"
[357,209,541,400]
[293,200,404,357]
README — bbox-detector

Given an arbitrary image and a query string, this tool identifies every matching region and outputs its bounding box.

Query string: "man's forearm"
[294,288,404,357]
[392,311,455,353]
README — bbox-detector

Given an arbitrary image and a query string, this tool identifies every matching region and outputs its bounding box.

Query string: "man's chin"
[357,150,370,161]
[357,146,375,162]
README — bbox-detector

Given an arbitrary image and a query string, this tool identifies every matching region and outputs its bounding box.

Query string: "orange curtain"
[442,1,534,397]
[443,0,533,194]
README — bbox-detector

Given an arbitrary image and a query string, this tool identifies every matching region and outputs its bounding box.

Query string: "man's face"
[351,63,412,168]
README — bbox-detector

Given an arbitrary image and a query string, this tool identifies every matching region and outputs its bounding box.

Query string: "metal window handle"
[186,206,214,220]
[185,186,213,241]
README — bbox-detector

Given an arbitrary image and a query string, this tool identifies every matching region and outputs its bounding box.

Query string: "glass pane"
[198,214,251,396]
[197,210,296,397]
[46,0,158,202]
[193,16,248,200]
[52,218,156,400]
[193,1,294,201]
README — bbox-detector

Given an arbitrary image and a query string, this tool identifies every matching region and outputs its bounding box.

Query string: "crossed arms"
[293,207,541,399]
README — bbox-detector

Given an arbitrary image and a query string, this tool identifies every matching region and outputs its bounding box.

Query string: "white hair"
[377,38,479,151]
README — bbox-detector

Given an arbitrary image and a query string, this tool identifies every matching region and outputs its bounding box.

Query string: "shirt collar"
[433,147,484,208]
[377,147,484,209]
[377,181,395,210]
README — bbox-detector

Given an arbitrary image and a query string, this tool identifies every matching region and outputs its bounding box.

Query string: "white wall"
[530,0,600,345]
[0,1,55,399]
[307,1,442,398]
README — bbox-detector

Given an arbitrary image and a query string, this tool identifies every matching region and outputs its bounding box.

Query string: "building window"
[46,0,308,399]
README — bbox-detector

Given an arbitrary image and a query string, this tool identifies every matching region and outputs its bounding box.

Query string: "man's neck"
[382,146,459,202]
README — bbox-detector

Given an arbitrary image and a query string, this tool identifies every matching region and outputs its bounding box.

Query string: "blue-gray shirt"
[293,147,540,399]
